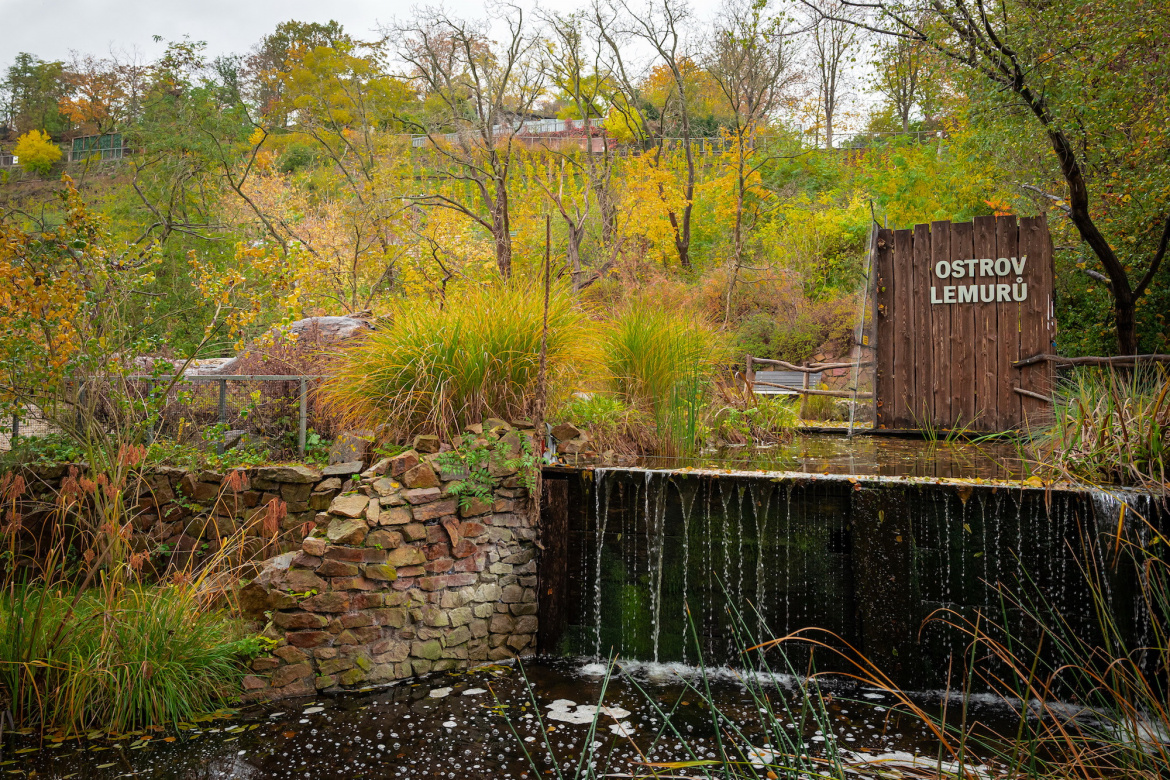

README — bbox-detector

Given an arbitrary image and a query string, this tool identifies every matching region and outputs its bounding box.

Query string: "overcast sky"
[0,0,724,67]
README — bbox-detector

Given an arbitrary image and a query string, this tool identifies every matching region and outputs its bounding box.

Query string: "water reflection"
[640,433,1024,480]
[10,658,996,779]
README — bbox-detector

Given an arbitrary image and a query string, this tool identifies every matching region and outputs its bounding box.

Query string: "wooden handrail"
[751,381,873,399]
[1013,386,1052,403]
[748,357,871,372]
[1013,353,1170,368]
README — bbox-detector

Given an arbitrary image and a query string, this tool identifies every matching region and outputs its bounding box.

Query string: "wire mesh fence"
[2,375,341,459]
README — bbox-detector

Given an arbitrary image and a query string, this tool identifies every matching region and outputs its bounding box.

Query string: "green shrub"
[734,311,820,363]
[713,394,799,443]
[0,584,256,732]
[321,283,591,442]
[277,143,315,173]
[553,394,655,455]
[800,383,839,421]
[0,433,85,470]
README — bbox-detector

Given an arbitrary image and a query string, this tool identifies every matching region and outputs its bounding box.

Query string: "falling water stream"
[543,462,1165,692]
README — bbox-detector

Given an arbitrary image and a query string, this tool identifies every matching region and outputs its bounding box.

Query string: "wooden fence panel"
[874,216,1054,432]
[1018,216,1056,425]
[912,223,933,425]
[875,229,895,429]
[950,221,977,427]
[929,221,952,425]
[996,215,1021,428]
[973,215,999,427]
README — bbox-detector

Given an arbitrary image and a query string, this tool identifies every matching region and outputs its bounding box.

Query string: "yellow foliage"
[14,130,62,175]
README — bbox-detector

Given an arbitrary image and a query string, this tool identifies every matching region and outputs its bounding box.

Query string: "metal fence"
[2,374,333,457]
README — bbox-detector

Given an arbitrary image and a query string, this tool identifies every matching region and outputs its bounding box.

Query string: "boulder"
[327,517,368,545]
[402,464,439,489]
[550,422,581,441]
[328,432,373,466]
[412,435,441,454]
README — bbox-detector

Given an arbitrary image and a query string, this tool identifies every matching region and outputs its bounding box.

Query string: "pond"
[7,657,1014,779]
[640,432,1025,480]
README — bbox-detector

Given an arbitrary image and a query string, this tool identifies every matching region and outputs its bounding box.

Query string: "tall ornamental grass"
[1031,365,1168,488]
[599,305,730,456]
[321,284,592,442]
[0,584,256,732]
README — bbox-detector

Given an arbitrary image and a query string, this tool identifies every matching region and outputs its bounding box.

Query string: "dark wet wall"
[538,468,1166,691]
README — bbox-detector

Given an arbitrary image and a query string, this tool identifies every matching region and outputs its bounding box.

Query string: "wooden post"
[298,378,308,457]
[800,370,810,418]
[217,379,227,455]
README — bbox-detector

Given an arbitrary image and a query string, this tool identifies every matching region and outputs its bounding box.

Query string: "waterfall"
[554,468,1164,690]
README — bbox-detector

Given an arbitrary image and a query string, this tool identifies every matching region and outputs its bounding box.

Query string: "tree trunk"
[1114,293,1139,356]
[492,178,512,279]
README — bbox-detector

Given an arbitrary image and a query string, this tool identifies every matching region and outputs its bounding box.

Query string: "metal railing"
[3,374,329,457]
[127,374,324,456]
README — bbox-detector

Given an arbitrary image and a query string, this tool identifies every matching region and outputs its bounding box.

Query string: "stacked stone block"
[239,438,539,699]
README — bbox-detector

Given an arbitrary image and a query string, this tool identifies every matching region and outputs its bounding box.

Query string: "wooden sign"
[873,215,1056,432]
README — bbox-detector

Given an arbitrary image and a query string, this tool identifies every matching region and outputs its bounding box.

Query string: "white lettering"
[951,259,966,278]
[1011,255,1027,275]
[935,260,951,279]
[944,285,956,303]
[995,257,1011,276]
[958,285,978,303]
[980,284,995,302]
[1012,282,1028,301]
[931,286,942,304]
[966,258,978,277]
[997,283,1012,301]
[980,258,995,277]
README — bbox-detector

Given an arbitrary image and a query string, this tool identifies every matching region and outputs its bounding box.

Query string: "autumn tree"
[706,0,796,318]
[869,27,937,133]
[594,0,703,269]
[246,19,350,123]
[825,0,1170,354]
[393,4,545,279]
[59,54,128,136]
[538,10,620,287]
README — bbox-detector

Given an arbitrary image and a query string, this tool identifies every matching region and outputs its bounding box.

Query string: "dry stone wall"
[5,461,369,571]
[238,444,539,700]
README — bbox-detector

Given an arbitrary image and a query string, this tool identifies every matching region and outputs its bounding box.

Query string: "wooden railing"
[745,356,874,399]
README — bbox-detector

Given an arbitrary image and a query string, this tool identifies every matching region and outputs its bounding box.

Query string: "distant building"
[70,133,128,162]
